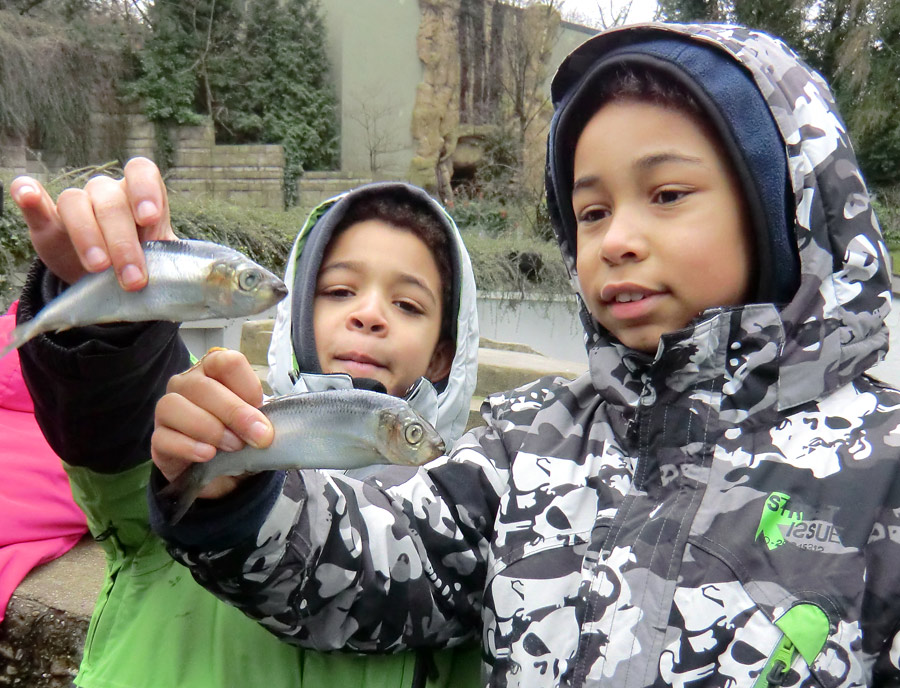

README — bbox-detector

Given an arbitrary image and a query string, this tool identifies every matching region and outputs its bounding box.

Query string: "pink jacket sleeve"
[0,300,88,622]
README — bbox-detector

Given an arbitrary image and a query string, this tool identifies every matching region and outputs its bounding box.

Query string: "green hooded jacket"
[16,183,482,688]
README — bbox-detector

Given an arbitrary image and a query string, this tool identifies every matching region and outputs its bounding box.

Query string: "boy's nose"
[348,297,388,334]
[600,210,648,265]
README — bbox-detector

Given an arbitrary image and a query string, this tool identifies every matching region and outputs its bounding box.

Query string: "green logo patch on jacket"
[756,492,803,550]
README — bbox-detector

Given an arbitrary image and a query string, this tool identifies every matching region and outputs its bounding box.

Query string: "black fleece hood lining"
[290,182,462,392]
[547,36,799,307]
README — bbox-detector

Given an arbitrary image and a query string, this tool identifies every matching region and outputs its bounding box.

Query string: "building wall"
[321,0,424,179]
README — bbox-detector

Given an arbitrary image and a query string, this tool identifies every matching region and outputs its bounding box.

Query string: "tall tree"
[220,0,338,205]
[124,0,241,129]
[124,0,338,204]
[656,0,900,186]
[806,0,900,184]
[656,0,720,22]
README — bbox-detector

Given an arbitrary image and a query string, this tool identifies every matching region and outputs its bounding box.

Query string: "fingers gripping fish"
[158,389,446,524]
[0,240,288,359]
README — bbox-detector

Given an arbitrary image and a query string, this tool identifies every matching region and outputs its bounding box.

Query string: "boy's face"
[313,219,453,396]
[572,99,754,353]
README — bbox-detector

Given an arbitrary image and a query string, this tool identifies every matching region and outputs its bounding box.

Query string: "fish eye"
[404,422,424,445]
[238,269,262,291]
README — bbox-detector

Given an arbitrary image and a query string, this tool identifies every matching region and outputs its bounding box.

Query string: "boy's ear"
[425,340,454,383]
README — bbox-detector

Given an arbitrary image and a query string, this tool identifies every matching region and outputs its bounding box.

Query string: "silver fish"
[0,240,288,359]
[158,388,446,524]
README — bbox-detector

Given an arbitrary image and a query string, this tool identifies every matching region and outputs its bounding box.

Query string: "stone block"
[242,319,275,365]
[474,347,586,399]
[174,149,213,168]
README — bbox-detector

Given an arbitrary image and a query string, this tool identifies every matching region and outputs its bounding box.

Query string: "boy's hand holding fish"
[152,346,446,520]
[12,157,175,289]
[153,347,273,500]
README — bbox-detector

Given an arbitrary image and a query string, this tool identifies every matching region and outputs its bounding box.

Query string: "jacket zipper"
[755,634,799,688]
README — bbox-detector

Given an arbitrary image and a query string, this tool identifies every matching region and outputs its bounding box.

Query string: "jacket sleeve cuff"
[16,258,190,473]
[148,466,287,551]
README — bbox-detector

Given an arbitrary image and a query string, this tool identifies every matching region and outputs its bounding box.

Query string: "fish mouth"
[272,282,289,300]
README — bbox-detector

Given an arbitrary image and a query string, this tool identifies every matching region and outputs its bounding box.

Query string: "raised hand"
[10,157,176,288]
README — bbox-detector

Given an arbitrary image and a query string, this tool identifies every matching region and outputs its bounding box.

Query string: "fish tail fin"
[0,319,42,360]
[157,468,204,525]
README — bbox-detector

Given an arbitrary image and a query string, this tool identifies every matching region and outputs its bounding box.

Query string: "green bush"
[449,193,512,236]
[461,231,569,296]
[873,186,900,251]
[0,201,34,309]
[167,198,302,275]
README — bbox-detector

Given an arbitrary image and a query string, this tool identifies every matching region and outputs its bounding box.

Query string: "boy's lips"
[333,352,388,374]
[600,284,665,320]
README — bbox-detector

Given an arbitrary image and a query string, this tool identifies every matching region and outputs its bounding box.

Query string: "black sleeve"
[148,466,286,550]
[15,259,191,473]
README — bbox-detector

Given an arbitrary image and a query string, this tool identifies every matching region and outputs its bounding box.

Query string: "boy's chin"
[602,326,663,355]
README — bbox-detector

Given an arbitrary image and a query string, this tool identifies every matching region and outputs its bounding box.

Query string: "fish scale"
[158,388,446,524]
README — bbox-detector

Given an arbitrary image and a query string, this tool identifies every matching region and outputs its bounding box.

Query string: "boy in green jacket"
[10,158,481,687]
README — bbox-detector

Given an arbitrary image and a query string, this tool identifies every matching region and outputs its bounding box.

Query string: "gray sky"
[561,0,659,27]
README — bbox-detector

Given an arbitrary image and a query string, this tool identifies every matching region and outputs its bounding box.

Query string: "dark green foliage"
[656,0,720,22]
[730,0,808,50]
[873,186,900,252]
[122,0,240,125]
[221,0,338,207]
[125,0,338,205]
[0,201,34,310]
[450,194,512,237]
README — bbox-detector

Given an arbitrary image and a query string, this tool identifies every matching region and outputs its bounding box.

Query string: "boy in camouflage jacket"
[151,23,900,687]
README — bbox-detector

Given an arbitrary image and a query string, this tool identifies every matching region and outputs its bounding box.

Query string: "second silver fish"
[158,388,446,524]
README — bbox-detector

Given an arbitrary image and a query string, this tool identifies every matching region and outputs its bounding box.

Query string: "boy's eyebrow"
[319,261,438,305]
[635,151,704,170]
[572,151,705,193]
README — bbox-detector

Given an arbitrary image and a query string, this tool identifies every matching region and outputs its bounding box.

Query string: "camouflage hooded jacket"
[157,24,900,688]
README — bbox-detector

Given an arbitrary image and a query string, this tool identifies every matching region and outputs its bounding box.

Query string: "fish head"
[205,258,288,317]
[375,403,445,466]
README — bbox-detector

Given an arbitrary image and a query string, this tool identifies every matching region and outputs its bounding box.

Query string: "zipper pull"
[754,635,799,688]
[766,659,790,687]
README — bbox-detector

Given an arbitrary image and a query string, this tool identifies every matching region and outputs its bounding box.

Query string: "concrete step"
[4,331,586,686]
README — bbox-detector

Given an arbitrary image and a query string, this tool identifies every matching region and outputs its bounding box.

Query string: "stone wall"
[163,119,285,210]
[296,170,373,211]
[0,115,286,211]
